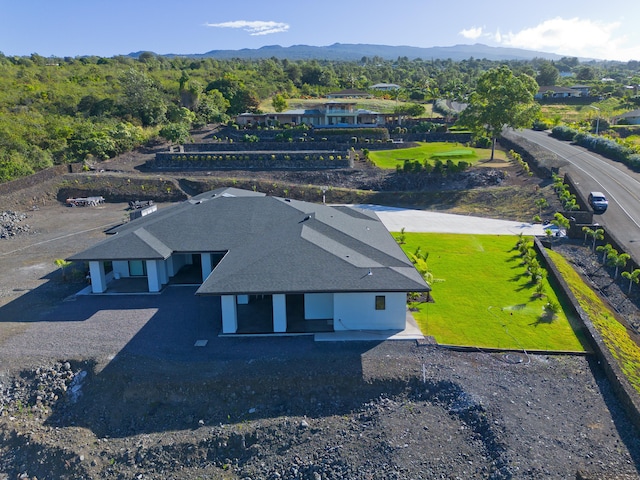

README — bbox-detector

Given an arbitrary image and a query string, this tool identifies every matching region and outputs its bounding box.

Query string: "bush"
[474,136,492,148]
[551,125,578,141]
[532,119,551,131]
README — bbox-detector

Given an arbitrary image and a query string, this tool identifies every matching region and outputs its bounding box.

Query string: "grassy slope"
[547,249,640,392]
[395,232,586,351]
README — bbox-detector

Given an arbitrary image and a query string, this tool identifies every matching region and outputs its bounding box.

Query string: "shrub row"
[396,158,470,175]
[551,126,640,170]
[552,173,580,211]
[509,150,533,177]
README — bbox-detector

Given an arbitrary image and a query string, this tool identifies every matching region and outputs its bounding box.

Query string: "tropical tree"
[54,258,72,281]
[459,66,539,159]
[272,94,288,113]
[622,269,640,294]
[550,212,570,236]
[582,226,605,251]
[535,197,549,217]
[159,123,191,144]
[607,251,630,279]
[596,243,615,264]
[120,68,167,126]
[409,246,433,284]
[535,61,559,86]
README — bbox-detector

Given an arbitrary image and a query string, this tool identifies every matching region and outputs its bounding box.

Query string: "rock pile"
[0,362,81,417]
[0,211,32,239]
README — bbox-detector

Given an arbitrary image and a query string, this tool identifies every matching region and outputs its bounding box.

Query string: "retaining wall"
[149,151,352,171]
[535,237,640,432]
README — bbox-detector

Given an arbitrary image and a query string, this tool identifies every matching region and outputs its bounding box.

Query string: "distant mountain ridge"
[129,43,571,62]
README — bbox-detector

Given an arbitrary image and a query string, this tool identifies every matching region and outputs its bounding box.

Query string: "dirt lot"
[1,154,640,479]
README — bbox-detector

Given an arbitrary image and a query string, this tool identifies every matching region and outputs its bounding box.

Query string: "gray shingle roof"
[69,187,430,295]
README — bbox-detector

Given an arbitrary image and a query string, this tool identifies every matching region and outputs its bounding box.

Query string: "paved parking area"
[356,204,550,235]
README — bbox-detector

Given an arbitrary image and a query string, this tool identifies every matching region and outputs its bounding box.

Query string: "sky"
[1,0,639,62]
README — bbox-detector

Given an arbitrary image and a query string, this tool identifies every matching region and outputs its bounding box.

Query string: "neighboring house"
[370,83,401,91]
[236,101,389,127]
[615,109,640,125]
[68,187,430,335]
[535,86,583,99]
[570,85,591,96]
[326,89,372,99]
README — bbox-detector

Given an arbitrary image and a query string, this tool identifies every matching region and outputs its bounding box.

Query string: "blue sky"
[1,0,639,61]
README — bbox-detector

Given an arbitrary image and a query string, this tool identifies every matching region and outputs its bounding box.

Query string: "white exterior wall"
[89,261,106,293]
[237,295,249,305]
[333,292,406,331]
[201,254,213,281]
[272,294,287,333]
[167,253,189,278]
[146,260,161,292]
[304,293,334,319]
[221,295,238,333]
[112,261,129,279]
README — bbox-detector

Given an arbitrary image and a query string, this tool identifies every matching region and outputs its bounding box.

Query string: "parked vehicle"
[588,191,608,213]
[65,196,105,207]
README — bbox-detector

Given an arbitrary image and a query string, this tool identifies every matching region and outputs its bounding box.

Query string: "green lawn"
[368,142,497,170]
[395,232,587,351]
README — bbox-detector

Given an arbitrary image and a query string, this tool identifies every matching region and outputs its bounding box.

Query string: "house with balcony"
[236,101,390,127]
[68,187,430,335]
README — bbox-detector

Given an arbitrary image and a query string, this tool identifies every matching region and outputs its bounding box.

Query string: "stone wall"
[149,151,352,171]
[535,237,640,432]
[0,164,74,197]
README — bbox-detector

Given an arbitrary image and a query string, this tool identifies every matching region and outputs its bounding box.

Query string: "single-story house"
[236,101,389,127]
[535,86,583,99]
[615,109,640,125]
[68,188,430,335]
[570,85,591,96]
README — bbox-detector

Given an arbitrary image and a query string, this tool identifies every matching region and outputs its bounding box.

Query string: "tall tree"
[459,66,539,159]
[272,94,288,112]
[536,61,559,86]
[120,68,167,126]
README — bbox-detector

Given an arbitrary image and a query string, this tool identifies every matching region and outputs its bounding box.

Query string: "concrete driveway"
[355,204,550,236]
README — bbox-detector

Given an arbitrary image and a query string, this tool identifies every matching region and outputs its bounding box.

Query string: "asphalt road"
[512,128,640,263]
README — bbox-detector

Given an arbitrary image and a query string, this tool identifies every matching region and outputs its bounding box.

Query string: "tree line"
[0,51,638,182]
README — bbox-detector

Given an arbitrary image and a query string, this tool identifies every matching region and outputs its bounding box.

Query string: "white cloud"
[459,26,483,40]
[205,20,289,36]
[487,17,640,61]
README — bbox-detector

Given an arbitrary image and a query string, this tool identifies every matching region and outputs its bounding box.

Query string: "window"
[375,295,386,310]
[129,260,147,277]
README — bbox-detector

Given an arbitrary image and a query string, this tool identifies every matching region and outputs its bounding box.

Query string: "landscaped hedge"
[551,126,640,171]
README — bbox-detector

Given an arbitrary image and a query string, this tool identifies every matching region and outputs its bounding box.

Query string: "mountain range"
[130,43,575,62]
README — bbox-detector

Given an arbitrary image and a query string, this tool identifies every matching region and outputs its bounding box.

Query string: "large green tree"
[459,66,539,159]
[536,61,559,86]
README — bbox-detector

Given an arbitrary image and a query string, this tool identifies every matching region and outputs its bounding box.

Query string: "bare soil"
[0,143,639,479]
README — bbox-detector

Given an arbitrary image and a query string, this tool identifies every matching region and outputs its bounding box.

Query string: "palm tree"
[608,252,630,279]
[54,258,73,281]
[535,198,549,217]
[582,227,604,252]
[596,243,615,265]
[622,269,640,294]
